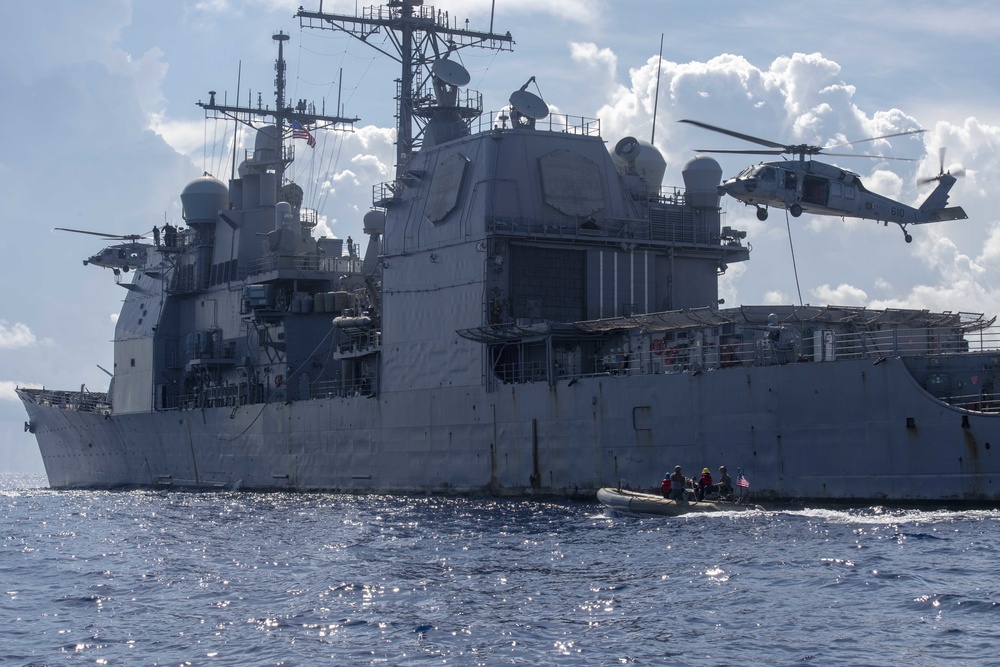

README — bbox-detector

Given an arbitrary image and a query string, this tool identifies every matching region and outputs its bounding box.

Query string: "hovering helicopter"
[55,227,155,276]
[679,119,967,242]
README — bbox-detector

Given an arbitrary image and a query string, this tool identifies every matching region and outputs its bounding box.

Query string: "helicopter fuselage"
[83,242,152,272]
[722,160,966,241]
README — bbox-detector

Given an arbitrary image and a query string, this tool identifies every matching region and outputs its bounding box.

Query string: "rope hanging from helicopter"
[784,208,804,307]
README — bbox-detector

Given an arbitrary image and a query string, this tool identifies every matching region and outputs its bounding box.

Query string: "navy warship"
[17,2,1000,502]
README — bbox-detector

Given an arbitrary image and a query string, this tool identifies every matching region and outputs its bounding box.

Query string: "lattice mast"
[297,1,514,179]
[197,31,359,186]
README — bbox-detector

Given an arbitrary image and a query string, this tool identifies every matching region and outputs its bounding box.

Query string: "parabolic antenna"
[509,89,549,120]
[431,58,471,87]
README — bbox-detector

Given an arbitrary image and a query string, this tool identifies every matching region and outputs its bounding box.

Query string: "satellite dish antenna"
[509,89,549,121]
[431,58,471,87]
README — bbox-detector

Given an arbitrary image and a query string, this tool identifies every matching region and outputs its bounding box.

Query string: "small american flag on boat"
[736,472,750,489]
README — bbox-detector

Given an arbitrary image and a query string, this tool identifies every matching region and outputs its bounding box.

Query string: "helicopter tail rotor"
[918,147,966,184]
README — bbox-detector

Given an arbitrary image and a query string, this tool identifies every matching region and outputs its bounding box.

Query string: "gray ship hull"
[20,355,999,502]
[20,4,997,505]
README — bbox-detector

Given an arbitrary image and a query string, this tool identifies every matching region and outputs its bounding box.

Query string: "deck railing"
[491,325,1000,412]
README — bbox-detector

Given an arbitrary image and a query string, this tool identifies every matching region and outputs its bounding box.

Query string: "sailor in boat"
[716,466,734,500]
[696,468,714,500]
[669,466,687,503]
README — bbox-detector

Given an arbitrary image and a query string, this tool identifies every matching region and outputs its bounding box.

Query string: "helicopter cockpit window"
[756,166,776,182]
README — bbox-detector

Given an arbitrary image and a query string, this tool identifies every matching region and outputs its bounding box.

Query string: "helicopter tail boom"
[915,173,966,223]
[921,206,968,223]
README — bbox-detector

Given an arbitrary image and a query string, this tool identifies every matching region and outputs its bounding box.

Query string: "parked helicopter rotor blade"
[55,227,129,239]
[693,148,788,156]
[820,151,918,161]
[678,119,786,150]
[54,227,150,241]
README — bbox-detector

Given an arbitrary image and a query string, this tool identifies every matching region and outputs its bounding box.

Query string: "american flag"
[291,120,316,148]
[736,472,750,489]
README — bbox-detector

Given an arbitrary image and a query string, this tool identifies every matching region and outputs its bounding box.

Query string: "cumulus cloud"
[570,42,617,80]
[763,291,788,305]
[577,42,1000,316]
[0,380,42,403]
[150,115,209,162]
[812,283,869,306]
[0,322,37,349]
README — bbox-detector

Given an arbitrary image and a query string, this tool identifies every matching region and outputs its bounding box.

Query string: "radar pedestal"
[508,77,548,129]
[417,58,481,148]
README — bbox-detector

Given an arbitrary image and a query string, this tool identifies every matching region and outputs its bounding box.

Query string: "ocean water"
[1,473,997,666]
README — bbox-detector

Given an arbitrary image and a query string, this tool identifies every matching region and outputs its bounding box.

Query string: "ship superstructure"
[18,1,1000,502]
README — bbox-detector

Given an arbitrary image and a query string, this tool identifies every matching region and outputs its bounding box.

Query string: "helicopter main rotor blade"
[55,227,130,240]
[825,129,926,151]
[54,227,150,241]
[678,119,786,150]
[694,148,789,156]
[820,151,918,161]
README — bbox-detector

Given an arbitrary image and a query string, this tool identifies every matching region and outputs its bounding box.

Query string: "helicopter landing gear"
[904,233,913,243]
[756,207,768,221]
[789,203,803,218]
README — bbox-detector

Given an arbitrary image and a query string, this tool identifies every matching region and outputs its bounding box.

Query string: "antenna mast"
[297,1,514,179]
[651,33,664,145]
[198,31,359,187]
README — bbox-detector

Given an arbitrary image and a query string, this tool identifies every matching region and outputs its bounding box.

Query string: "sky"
[3,0,1000,473]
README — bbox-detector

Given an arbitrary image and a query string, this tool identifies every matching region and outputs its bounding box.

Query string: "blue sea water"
[1,473,998,666]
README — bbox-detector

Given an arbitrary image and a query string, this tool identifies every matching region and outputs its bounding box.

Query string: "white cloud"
[763,290,788,305]
[150,115,208,161]
[574,39,1000,320]
[0,380,43,403]
[0,322,37,349]
[812,283,869,306]
[570,42,617,79]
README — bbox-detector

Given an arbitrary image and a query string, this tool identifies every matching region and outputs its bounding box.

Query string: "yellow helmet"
[702,468,710,474]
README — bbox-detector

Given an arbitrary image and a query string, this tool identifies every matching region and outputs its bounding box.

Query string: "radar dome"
[255,125,281,153]
[363,209,386,235]
[181,175,228,223]
[682,156,723,208]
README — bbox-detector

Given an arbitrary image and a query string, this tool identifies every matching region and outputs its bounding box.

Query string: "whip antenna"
[651,33,663,145]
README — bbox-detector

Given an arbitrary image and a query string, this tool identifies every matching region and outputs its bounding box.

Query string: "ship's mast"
[297,1,514,179]
[198,31,359,186]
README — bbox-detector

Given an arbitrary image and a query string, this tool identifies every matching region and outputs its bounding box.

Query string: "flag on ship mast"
[291,120,316,148]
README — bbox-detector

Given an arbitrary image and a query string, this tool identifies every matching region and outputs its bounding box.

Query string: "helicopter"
[679,119,967,242]
[55,227,155,276]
